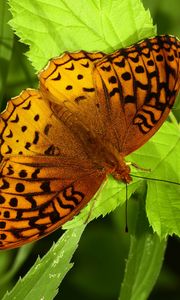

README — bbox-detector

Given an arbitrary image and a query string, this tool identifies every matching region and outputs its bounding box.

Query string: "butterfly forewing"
[40,36,180,155]
[0,89,90,159]
[40,51,106,137]
[94,35,180,155]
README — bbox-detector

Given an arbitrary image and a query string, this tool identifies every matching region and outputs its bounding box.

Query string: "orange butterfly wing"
[40,35,180,156]
[0,35,179,249]
[39,51,106,138]
[0,90,105,249]
[94,35,180,155]
[0,156,105,249]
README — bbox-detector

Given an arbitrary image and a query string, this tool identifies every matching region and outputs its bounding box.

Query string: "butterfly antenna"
[131,174,180,186]
[125,183,128,233]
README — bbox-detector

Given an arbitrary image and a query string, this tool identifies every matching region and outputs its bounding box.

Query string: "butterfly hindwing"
[0,155,105,249]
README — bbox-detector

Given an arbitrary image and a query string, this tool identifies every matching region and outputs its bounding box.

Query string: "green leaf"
[0,243,34,286]
[173,93,180,122]
[2,225,86,300]
[9,0,156,70]
[119,187,167,300]
[129,121,180,237]
[146,124,180,237]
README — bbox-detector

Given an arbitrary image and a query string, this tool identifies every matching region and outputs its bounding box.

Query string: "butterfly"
[0,35,179,249]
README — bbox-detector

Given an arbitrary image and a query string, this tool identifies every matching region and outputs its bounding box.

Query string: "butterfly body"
[0,35,179,249]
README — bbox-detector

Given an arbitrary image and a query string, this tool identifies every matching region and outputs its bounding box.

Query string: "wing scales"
[0,155,105,249]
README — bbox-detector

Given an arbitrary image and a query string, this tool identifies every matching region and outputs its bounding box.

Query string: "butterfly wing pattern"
[94,35,180,155]
[0,35,179,249]
[40,35,180,156]
[0,90,106,249]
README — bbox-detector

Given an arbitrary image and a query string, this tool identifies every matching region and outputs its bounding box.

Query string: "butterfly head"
[111,158,132,184]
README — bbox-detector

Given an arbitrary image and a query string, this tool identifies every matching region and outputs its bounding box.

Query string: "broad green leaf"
[119,192,167,300]
[130,121,180,237]
[2,225,86,300]
[9,0,156,70]
[146,124,180,237]
[173,94,180,122]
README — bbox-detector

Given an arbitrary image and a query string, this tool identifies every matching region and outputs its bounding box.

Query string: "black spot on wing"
[6,130,13,138]
[40,181,51,193]
[0,179,10,189]
[31,168,40,179]
[44,124,52,136]
[74,96,86,103]
[81,62,89,68]
[25,142,31,150]
[83,87,95,92]
[33,131,39,144]
[10,114,19,123]
[65,63,74,70]
[52,72,61,80]
[5,146,12,154]
[23,101,31,110]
